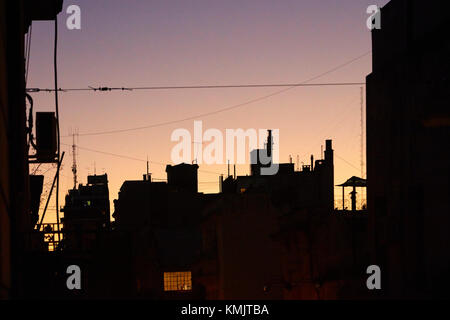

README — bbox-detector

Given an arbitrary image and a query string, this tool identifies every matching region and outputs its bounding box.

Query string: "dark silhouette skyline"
[1,0,449,301]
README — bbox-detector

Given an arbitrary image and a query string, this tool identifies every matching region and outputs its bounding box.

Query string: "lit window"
[163,271,192,291]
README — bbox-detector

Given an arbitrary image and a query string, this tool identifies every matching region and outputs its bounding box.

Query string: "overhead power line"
[60,143,223,175]
[28,50,370,95]
[62,143,363,179]
[27,82,365,93]
[58,51,371,138]
[335,153,360,172]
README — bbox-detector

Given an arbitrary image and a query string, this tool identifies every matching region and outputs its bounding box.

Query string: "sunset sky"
[26,0,390,223]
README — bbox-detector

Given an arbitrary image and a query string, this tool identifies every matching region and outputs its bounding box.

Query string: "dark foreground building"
[366,0,450,298]
[195,134,368,299]
[62,174,111,252]
[112,163,213,299]
[0,0,63,299]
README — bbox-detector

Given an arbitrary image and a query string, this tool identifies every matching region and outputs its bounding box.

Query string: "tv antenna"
[71,129,78,189]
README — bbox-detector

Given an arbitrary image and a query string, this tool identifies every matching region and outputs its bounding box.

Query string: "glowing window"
[163,271,192,291]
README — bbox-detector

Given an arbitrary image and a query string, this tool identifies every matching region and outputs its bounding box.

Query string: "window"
[163,271,192,291]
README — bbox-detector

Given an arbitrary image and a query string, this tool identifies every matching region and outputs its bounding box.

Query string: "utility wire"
[335,153,360,172]
[62,142,362,180]
[60,143,223,175]
[28,50,369,95]
[27,82,365,93]
[58,142,362,186]
[58,51,371,138]
[54,17,61,242]
[294,95,360,160]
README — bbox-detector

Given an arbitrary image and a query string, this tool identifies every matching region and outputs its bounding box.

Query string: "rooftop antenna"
[360,86,365,209]
[296,155,299,171]
[71,130,78,189]
[227,160,230,177]
[145,155,152,181]
[360,86,365,179]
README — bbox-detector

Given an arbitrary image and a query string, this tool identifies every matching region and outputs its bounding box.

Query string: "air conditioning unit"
[36,112,57,162]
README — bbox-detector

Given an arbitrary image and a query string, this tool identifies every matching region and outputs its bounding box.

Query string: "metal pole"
[37,152,65,231]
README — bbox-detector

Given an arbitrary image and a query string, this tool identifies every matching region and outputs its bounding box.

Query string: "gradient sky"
[27,0,390,223]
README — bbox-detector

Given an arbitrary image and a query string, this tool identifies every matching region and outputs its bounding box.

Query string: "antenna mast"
[360,86,364,178]
[71,131,78,189]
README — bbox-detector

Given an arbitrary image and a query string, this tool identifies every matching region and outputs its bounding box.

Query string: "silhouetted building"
[194,137,358,299]
[274,206,368,299]
[223,136,334,212]
[61,174,111,252]
[166,163,199,193]
[0,0,63,299]
[366,0,450,298]
[112,163,211,299]
[195,193,283,299]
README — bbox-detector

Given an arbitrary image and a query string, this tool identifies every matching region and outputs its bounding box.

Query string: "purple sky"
[26,0,390,222]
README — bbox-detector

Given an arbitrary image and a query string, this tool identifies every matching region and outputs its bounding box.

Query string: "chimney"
[326,139,332,151]
[267,130,272,157]
[325,140,333,164]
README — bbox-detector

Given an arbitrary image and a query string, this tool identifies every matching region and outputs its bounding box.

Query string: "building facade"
[112,163,210,299]
[366,0,450,298]
[62,174,111,252]
[194,137,365,299]
[0,0,63,299]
